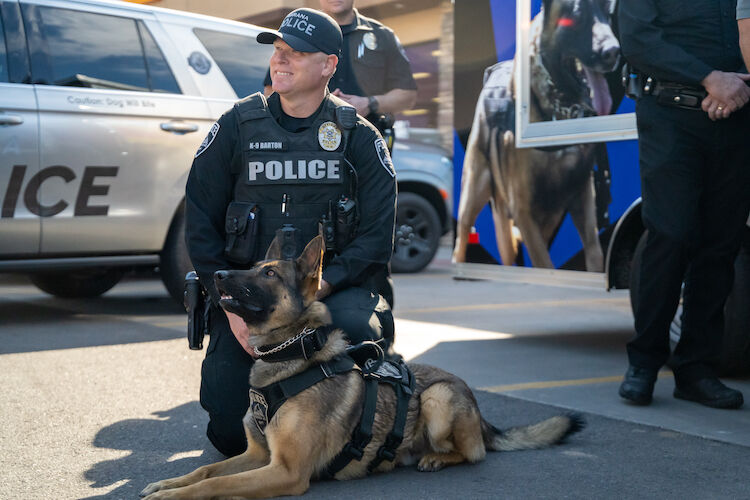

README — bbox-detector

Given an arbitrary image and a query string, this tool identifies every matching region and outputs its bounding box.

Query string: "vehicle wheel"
[629,230,750,376]
[160,202,193,305]
[391,192,441,273]
[30,268,124,298]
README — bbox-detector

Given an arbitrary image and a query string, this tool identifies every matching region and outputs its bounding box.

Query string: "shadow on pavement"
[0,295,186,354]
[82,401,223,500]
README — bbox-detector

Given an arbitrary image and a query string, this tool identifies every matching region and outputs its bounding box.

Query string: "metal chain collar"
[253,327,317,357]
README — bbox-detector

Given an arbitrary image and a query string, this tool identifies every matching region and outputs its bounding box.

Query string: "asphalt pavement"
[1,246,749,499]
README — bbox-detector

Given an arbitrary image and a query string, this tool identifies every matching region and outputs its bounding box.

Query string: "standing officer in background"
[265,0,417,145]
[617,0,750,409]
[186,8,397,456]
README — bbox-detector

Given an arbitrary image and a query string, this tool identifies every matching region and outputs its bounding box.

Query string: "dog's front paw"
[140,480,170,497]
[417,454,447,472]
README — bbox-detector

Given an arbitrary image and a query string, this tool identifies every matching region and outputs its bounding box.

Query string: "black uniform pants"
[199,286,394,457]
[629,96,750,383]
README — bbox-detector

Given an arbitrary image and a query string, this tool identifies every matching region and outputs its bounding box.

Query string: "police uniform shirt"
[185,92,397,304]
[329,9,417,99]
[619,0,745,85]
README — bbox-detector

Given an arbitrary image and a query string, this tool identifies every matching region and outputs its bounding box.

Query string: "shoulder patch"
[195,122,220,158]
[374,138,395,177]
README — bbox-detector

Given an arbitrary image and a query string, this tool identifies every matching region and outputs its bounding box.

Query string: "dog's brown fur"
[142,235,583,499]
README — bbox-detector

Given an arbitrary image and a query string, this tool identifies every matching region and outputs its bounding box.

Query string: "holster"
[184,271,209,350]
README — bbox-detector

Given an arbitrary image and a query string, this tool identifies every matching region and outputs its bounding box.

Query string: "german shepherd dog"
[453,0,619,271]
[142,235,584,499]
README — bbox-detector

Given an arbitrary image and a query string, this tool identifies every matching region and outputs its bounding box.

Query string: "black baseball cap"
[257,8,343,56]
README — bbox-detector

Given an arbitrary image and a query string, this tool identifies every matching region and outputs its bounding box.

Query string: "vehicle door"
[20,0,215,255]
[0,0,39,257]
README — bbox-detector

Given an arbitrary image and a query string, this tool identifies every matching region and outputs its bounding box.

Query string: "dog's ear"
[296,235,324,299]
[264,233,282,261]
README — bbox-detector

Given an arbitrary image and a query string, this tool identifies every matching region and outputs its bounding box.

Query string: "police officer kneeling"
[185,8,397,457]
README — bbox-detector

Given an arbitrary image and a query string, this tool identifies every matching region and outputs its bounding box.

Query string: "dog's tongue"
[584,66,612,116]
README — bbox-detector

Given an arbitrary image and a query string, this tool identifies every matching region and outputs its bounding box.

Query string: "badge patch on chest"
[318,121,342,151]
[249,388,269,434]
[363,32,377,50]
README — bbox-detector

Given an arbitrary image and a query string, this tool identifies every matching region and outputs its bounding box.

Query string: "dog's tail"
[481,413,585,451]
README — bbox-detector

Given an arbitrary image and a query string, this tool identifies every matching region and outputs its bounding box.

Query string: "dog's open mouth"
[217,288,263,314]
[581,65,612,116]
[561,56,612,117]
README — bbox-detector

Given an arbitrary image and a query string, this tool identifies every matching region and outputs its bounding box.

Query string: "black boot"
[673,377,744,409]
[619,366,658,405]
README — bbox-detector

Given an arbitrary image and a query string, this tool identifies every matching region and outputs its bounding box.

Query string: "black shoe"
[673,377,744,409]
[619,366,658,405]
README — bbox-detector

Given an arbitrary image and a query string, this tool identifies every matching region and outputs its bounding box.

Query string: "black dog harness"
[248,329,415,476]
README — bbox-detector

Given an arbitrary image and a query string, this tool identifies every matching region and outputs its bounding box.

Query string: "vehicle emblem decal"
[363,32,377,51]
[374,138,395,177]
[195,122,220,158]
[188,51,211,75]
[318,121,342,151]
[249,388,269,434]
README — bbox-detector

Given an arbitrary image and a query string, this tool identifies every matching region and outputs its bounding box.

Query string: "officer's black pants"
[629,96,750,382]
[199,286,394,457]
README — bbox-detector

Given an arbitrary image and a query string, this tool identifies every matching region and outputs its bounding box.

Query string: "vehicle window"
[0,12,8,82]
[137,21,181,94]
[36,6,149,91]
[193,28,270,98]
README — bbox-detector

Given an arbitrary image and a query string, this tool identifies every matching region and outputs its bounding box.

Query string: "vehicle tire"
[391,192,441,273]
[629,230,750,376]
[30,268,124,298]
[160,202,193,305]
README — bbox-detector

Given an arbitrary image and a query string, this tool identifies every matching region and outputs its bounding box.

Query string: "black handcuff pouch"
[655,86,705,110]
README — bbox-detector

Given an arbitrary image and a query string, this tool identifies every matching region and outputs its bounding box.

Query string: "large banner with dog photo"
[453,0,641,272]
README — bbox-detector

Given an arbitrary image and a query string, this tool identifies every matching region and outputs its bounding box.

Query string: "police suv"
[0,0,452,303]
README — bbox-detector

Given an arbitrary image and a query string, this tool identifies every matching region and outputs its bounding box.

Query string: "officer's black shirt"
[269,93,326,133]
[618,0,745,86]
[185,92,397,304]
[329,20,365,97]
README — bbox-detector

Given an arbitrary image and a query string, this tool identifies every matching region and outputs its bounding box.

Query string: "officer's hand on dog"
[701,71,750,115]
[224,310,256,357]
